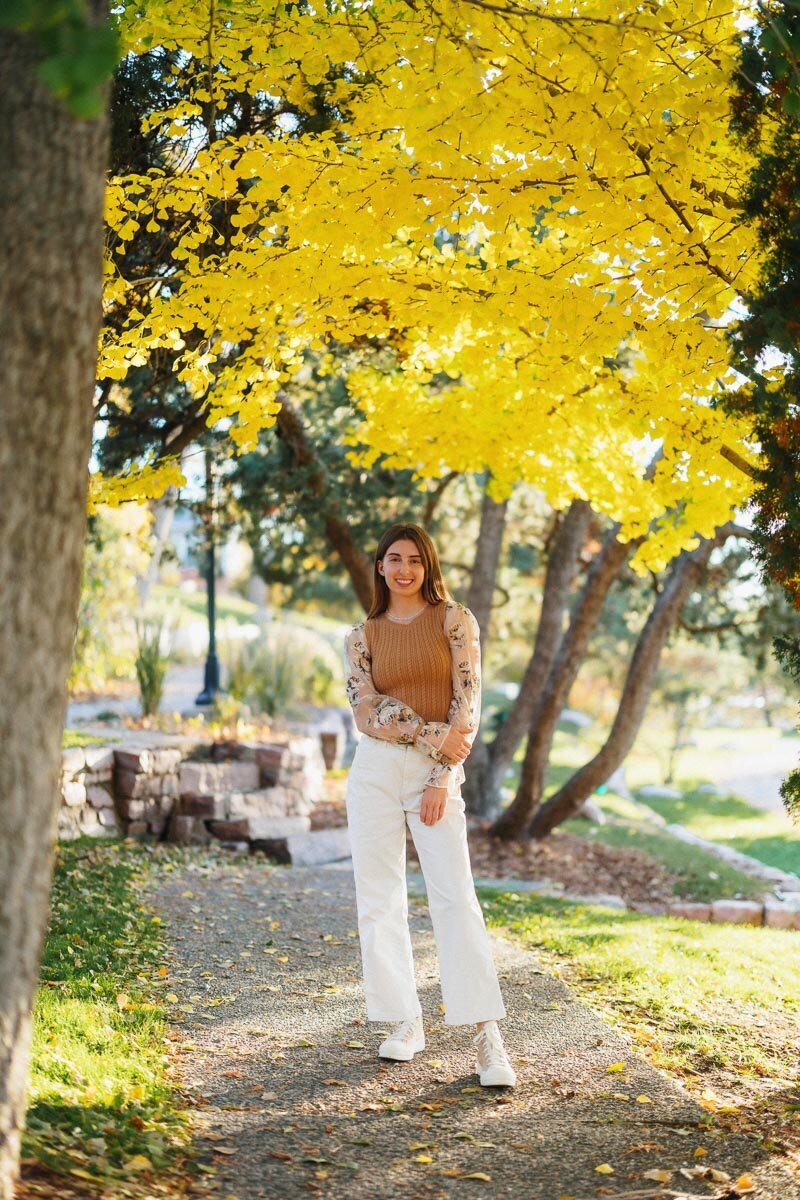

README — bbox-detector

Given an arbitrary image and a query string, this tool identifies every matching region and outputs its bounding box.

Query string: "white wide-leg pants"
[345,734,507,1026]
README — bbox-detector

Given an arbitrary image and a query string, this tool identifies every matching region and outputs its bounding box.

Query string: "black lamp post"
[195,447,221,705]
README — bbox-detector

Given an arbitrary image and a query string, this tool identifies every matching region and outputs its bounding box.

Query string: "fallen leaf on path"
[595,1163,614,1174]
[413,1155,434,1164]
[463,1172,491,1182]
[605,1063,626,1074]
[213,1147,237,1156]
[125,1155,153,1171]
[642,1168,671,1182]
[268,1151,293,1161]
[734,1173,755,1192]
[635,1094,652,1103]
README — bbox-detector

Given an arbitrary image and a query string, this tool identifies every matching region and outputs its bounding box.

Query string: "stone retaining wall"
[59,735,328,849]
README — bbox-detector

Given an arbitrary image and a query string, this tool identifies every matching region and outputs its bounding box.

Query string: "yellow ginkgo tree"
[99,0,763,575]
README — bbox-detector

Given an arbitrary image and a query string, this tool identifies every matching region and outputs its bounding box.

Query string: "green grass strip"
[24,839,192,1193]
[481,889,800,1090]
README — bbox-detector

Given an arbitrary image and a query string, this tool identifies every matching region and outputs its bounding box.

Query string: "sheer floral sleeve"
[418,602,482,790]
[343,622,454,753]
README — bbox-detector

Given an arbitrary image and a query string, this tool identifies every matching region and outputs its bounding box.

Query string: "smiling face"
[377,538,425,600]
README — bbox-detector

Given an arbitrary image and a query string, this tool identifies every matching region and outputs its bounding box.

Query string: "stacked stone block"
[114,747,183,837]
[167,736,325,849]
[58,746,118,840]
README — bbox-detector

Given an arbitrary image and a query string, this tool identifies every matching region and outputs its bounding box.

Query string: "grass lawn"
[62,730,115,749]
[23,839,195,1198]
[150,583,259,626]
[627,786,800,878]
[480,889,800,1162]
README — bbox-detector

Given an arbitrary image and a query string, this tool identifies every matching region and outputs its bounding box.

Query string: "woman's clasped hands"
[419,725,473,827]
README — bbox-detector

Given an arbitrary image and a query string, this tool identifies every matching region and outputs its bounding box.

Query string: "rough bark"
[275,397,373,609]
[0,23,110,1199]
[462,480,508,816]
[490,523,638,839]
[479,499,592,812]
[529,526,736,838]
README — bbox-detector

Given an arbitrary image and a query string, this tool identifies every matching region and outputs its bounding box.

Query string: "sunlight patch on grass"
[481,890,800,1088]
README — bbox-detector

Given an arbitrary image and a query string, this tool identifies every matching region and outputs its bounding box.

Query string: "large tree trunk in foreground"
[491,523,638,839]
[529,526,736,838]
[0,24,109,1199]
[476,500,592,813]
[463,479,508,816]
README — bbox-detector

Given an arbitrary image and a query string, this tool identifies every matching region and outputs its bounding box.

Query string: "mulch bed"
[311,775,678,909]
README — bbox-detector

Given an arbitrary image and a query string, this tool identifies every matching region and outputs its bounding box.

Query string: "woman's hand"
[439,724,474,764]
[419,785,448,826]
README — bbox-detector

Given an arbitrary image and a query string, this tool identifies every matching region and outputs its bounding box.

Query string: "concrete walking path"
[148,861,797,1200]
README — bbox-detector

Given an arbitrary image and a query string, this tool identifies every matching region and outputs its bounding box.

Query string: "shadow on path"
[148,861,798,1200]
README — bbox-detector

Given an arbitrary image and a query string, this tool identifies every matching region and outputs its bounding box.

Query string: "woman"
[343,522,516,1087]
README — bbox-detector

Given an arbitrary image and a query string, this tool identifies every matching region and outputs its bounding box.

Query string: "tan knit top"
[365,601,452,724]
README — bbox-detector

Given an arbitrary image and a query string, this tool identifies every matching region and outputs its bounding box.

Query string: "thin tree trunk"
[480,499,592,812]
[490,523,638,839]
[463,478,508,816]
[137,486,179,608]
[275,397,374,609]
[529,526,736,838]
[0,22,109,1199]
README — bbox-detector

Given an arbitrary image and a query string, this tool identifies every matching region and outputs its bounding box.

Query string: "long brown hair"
[367,523,451,619]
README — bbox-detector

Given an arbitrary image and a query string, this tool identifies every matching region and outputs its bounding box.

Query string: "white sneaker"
[378,1015,425,1060]
[473,1021,516,1087]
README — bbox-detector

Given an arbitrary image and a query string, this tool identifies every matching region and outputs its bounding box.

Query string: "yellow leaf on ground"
[636,1094,653,1103]
[414,1154,433,1164]
[693,1147,708,1157]
[165,993,179,1003]
[595,1163,614,1174]
[158,966,168,976]
[606,1063,626,1073]
[125,1155,153,1171]
[734,1174,755,1192]
[463,1173,491,1182]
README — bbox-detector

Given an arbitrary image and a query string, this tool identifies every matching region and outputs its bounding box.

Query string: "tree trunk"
[479,499,592,813]
[0,23,109,1199]
[463,478,508,816]
[490,523,637,839]
[137,486,179,608]
[275,397,374,609]
[529,527,735,838]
